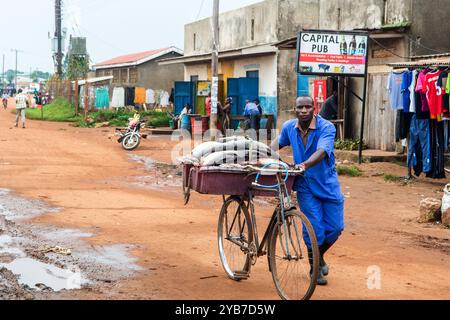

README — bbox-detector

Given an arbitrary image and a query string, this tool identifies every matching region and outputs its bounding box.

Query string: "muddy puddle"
[0,189,143,299]
[128,155,182,189]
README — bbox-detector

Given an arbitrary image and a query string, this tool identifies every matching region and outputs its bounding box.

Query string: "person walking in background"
[2,92,9,110]
[14,89,28,128]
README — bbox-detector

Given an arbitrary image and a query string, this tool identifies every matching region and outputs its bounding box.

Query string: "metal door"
[174,81,193,115]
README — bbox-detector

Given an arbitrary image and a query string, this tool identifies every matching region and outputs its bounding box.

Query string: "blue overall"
[279,116,345,247]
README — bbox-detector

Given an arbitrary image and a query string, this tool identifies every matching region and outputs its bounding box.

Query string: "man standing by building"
[274,96,344,285]
[14,89,28,128]
[319,91,338,121]
[243,99,260,132]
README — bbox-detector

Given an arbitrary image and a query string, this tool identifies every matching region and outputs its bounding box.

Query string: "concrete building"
[163,0,449,141]
[93,47,184,92]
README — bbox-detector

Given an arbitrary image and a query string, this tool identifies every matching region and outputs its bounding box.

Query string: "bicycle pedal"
[233,271,250,280]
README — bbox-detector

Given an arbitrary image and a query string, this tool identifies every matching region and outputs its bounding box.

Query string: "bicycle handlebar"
[251,162,304,189]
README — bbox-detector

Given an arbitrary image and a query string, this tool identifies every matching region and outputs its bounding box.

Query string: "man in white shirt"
[15,89,29,128]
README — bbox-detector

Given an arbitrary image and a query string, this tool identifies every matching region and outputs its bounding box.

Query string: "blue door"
[238,77,259,115]
[174,81,193,115]
[227,77,259,116]
[226,78,240,115]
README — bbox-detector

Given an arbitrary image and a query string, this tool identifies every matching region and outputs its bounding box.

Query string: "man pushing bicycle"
[274,96,345,286]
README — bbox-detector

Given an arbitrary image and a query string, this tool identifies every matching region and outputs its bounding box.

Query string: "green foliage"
[383,174,403,183]
[30,70,51,82]
[335,139,368,151]
[336,165,362,177]
[5,70,14,84]
[65,55,90,80]
[77,110,171,128]
[25,98,81,122]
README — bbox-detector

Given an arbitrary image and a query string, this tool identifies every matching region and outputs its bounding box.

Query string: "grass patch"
[22,99,171,128]
[25,98,81,122]
[383,173,403,183]
[335,139,368,151]
[80,109,171,128]
[337,165,362,177]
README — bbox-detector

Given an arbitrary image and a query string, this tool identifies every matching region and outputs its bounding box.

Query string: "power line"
[195,0,206,20]
[406,34,446,54]
[369,37,410,59]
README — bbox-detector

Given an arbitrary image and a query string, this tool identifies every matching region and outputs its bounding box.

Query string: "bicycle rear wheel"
[217,196,253,281]
[268,210,319,300]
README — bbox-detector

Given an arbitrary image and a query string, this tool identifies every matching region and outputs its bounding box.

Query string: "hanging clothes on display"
[407,114,431,177]
[79,85,85,109]
[134,87,146,104]
[111,87,125,108]
[146,88,155,104]
[388,67,448,179]
[160,90,170,107]
[95,87,110,109]
[387,71,406,110]
[415,68,431,112]
[125,87,135,106]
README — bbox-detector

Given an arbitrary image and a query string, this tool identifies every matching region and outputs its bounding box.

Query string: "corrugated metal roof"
[387,56,450,68]
[95,48,169,67]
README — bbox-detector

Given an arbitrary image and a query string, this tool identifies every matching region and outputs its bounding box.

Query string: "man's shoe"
[22,125,25,129]
[308,249,328,286]
[317,269,328,286]
[319,243,333,276]
[14,124,18,127]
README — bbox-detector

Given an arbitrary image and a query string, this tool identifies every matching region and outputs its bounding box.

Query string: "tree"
[30,70,51,82]
[5,70,15,84]
[65,54,90,80]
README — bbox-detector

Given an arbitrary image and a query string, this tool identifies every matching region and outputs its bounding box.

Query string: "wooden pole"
[74,80,79,115]
[84,81,89,124]
[210,0,219,134]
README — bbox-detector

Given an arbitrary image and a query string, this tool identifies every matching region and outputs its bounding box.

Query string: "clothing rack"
[387,61,450,180]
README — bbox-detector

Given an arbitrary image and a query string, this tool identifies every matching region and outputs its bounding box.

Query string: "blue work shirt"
[279,116,344,201]
[244,102,260,116]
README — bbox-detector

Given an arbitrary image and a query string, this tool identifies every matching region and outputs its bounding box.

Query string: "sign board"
[211,77,219,114]
[197,82,211,96]
[297,30,369,77]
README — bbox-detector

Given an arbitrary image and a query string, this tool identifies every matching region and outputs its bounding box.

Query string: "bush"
[335,139,368,151]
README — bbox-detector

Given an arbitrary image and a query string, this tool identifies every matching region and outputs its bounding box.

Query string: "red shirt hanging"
[424,70,443,119]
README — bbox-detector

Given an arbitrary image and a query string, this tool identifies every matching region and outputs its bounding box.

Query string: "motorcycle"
[115,117,147,151]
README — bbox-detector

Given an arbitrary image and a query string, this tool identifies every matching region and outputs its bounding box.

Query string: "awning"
[158,44,277,65]
[75,75,113,86]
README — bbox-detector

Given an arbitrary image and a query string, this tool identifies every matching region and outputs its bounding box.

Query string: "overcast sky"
[0,0,263,74]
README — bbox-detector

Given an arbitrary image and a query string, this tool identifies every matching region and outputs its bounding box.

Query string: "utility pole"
[210,0,219,133]
[11,49,22,90]
[55,0,63,78]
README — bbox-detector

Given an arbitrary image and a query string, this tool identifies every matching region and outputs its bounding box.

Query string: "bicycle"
[217,162,320,300]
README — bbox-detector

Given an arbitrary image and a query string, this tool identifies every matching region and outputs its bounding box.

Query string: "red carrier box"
[182,163,297,197]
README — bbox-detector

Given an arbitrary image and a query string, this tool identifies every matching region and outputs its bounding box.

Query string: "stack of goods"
[180,136,285,169]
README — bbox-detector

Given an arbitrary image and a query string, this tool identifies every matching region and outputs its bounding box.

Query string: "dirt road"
[0,104,449,300]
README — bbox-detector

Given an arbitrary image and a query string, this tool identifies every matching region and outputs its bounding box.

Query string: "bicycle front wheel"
[268,210,319,300]
[217,196,253,281]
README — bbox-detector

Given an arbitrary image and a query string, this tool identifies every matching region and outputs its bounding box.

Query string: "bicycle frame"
[233,170,301,264]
